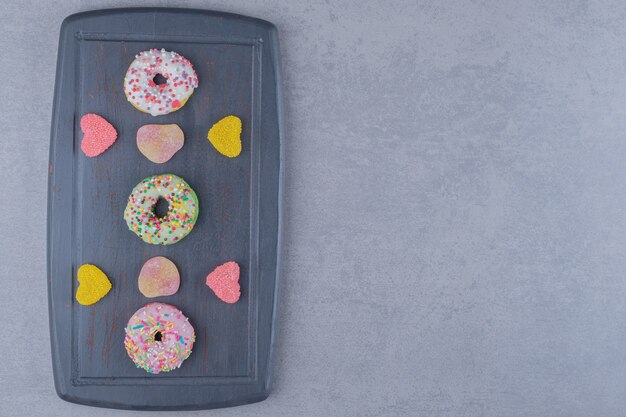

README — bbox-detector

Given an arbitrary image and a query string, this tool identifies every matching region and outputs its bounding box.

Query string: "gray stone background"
[2,0,626,416]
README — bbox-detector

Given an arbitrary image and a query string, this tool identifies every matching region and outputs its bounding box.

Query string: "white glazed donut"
[123,48,199,116]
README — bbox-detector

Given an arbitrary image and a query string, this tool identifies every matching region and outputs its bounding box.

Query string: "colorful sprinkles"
[123,174,199,245]
[123,49,198,116]
[124,303,195,374]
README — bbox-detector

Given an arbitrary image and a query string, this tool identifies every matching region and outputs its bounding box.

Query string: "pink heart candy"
[80,113,118,157]
[205,261,241,304]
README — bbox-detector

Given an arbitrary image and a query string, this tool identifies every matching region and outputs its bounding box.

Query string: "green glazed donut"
[124,174,199,245]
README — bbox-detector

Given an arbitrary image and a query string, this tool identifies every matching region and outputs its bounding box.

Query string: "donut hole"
[153,197,170,219]
[153,73,168,86]
[153,331,163,342]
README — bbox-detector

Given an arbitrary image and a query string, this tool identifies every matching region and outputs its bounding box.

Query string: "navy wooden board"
[47,8,283,410]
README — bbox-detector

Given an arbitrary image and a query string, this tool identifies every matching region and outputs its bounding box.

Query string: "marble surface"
[2,0,626,416]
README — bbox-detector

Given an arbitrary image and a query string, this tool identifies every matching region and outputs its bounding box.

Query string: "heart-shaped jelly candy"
[138,256,180,298]
[205,261,241,303]
[80,113,118,157]
[76,264,112,306]
[207,115,242,158]
[137,124,184,163]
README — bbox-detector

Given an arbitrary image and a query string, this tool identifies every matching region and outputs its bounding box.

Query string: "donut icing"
[124,174,199,245]
[123,49,198,116]
[124,302,195,374]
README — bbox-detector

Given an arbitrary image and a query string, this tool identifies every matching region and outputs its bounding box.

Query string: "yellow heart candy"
[207,115,242,158]
[76,264,112,306]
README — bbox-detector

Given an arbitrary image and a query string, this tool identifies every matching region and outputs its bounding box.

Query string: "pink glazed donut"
[124,302,195,374]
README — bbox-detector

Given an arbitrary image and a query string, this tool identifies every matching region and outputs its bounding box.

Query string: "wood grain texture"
[47,8,282,410]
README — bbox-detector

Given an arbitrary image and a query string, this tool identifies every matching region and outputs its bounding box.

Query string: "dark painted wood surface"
[47,8,282,410]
